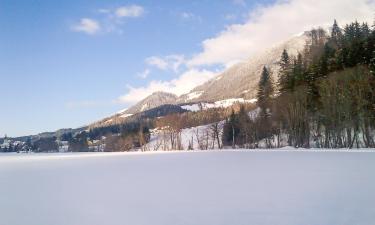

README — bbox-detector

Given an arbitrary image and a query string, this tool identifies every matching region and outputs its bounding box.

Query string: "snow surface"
[181,98,257,112]
[116,108,128,114]
[104,118,113,124]
[120,113,133,118]
[0,150,375,225]
[186,91,204,101]
[140,103,149,111]
[181,104,201,112]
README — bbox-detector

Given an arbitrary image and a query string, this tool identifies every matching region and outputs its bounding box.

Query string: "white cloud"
[73,5,144,35]
[145,57,168,70]
[181,12,194,19]
[137,69,150,79]
[71,18,100,35]
[188,0,375,67]
[168,55,185,72]
[180,12,201,22]
[118,69,216,104]
[115,5,144,18]
[146,55,185,72]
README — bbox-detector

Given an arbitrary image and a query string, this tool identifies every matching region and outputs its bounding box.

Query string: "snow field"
[0,150,375,225]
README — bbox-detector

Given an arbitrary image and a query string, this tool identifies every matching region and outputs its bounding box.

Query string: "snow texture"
[185,91,204,101]
[119,113,133,118]
[0,150,374,225]
[181,98,257,112]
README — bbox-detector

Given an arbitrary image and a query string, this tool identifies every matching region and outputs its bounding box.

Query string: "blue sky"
[0,0,373,137]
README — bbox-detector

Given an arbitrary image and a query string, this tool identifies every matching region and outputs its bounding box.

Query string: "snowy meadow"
[0,150,375,225]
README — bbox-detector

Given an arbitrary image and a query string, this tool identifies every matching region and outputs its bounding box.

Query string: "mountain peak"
[122,91,178,115]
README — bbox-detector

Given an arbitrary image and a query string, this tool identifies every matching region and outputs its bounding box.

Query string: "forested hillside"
[223,20,375,149]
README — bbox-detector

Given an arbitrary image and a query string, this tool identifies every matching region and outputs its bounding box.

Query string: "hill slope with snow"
[178,33,309,103]
[122,91,178,114]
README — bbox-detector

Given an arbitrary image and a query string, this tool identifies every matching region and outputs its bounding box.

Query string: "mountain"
[178,32,309,103]
[92,32,309,127]
[122,91,178,115]
[89,92,179,128]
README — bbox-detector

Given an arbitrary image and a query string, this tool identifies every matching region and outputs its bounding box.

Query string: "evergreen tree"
[330,19,342,46]
[69,131,89,152]
[294,53,305,83]
[257,66,274,118]
[222,110,240,148]
[280,49,290,71]
[363,23,375,67]
[370,52,375,74]
[278,49,292,93]
[361,22,370,37]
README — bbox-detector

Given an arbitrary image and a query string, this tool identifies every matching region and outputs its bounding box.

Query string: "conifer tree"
[370,54,375,75]
[294,53,305,82]
[222,110,240,148]
[278,49,291,93]
[330,19,342,46]
[257,66,274,118]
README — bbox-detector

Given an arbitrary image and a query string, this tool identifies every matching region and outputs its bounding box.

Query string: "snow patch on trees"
[186,91,204,101]
[181,98,257,112]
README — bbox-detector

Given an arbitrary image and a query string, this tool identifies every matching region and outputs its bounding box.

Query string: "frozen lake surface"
[0,150,375,225]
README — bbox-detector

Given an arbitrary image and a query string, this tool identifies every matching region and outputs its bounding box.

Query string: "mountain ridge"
[177,32,309,103]
[92,32,310,127]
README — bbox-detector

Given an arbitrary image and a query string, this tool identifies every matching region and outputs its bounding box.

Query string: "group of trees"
[0,121,151,152]
[0,138,31,153]
[103,126,150,152]
[223,20,375,148]
[144,105,251,151]
[149,109,226,151]
[0,136,59,153]
[222,72,276,149]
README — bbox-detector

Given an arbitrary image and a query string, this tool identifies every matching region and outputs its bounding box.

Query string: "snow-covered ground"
[181,98,257,112]
[0,150,375,225]
[146,122,224,151]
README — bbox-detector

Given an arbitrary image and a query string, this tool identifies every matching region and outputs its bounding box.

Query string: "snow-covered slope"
[1,151,374,225]
[90,92,179,127]
[179,33,309,103]
[181,98,257,112]
[121,91,178,114]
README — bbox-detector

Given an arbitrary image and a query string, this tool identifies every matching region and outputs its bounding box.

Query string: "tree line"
[0,122,151,153]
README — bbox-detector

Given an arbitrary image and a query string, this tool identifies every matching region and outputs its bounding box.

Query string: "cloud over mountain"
[118,0,375,105]
[188,0,375,67]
